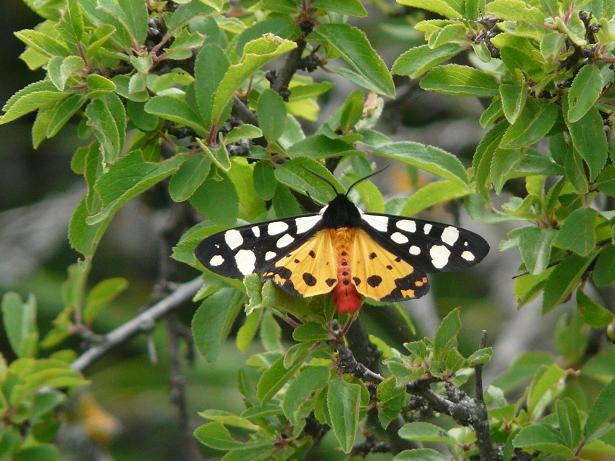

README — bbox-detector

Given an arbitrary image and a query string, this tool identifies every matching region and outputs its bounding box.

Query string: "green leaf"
[169,155,212,202]
[567,64,603,123]
[527,364,566,420]
[257,89,287,143]
[260,310,282,352]
[398,422,453,444]
[192,288,245,363]
[0,85,64,125]
[553,208,597,256]
[87,151,186,224]
[585,378,615,438]
[145,95,207,137]
[392,44,463,79]
[434,308,461,358]
[577,290,614,328]
[288,134,355,159]
[211,34,297,125]
[198,409,260,432]
[69,197,113,257]
[500,79,527,124]
[14,28,69,57]
[83,278,128,325]
[420,64,498,97]
[393,448,447,461]
[86,74,116,97]
[500,99,559,149]
[282,366,329,423]
[313,24,395,98]
[256,352,308,403]
[85,94,126,164]
[401,179,470,215]
[193,422,243,450]
[485,0,545,24]
[557,398,582,448]
[543,252,597,312]
[374,141,468,185]
[473,120,507,198]
[236,310,260,352]
[274,157,342,204]
[190,169,239,227]
[327,377,361,454]
[126,100,159,132]
[292,322,330,342]
[313,0,367,16]
[593,245,615,287]
[566,106,608,181]
[1,293,38,358]
[225,124,263,144]
[235,15,297,52]
[513,424,574,458]
[252,161,277,201]
[194,44,229,130]
[46,94,85,138]
[338,90,363,133]
[397,0,462,18]
[272,184,303,217]
[48,55,84,91]
[377,377,408,429]
[514,227,556,275]
[14,445,59,461]
[479,98,503,128]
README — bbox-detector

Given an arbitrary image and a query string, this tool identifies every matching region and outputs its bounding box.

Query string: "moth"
[195,170,489,314]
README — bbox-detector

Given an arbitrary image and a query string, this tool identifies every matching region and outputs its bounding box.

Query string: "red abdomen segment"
[331,228,363,313]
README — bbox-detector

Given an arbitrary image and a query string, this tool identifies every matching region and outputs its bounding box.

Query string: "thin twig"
[71,277,202,372]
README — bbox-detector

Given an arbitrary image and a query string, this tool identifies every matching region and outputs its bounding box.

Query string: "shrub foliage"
[2,0,615,460]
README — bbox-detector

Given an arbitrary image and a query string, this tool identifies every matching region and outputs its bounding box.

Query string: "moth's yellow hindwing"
[350,229,429,302]
[263,230,338,297]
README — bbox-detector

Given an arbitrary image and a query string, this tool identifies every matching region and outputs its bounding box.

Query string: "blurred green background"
[0,3,564,460]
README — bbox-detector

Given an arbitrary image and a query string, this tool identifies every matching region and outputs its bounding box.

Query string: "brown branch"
[70,277,202,372]
[335,335,501,460]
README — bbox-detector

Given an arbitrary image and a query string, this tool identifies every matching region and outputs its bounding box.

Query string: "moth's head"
[321,194,361,228]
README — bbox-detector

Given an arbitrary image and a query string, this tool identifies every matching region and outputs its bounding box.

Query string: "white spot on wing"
[296,216,320,234]
[430,245,450,269]
[424,224,432,235]
[276,234,294,248]
[224,229,243,250]
[464,241,468,247]
[318,205,329,215]
[409,246,421,255]
[363,215,389,232]
[396,219,416,233]
[461,251,475,261]
[265,251,276,261]
[235,249,256,275]
[209,255,224,266]
[441,226,459,246]
[252,226,260,237]
[268,221,288,235]
[391,232,409,244]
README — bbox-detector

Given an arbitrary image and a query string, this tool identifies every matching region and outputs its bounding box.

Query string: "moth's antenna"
[303,168,339,195]
[345,164,389,196]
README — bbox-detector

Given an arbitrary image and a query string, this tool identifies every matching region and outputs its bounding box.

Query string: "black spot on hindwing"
[367,275,382,288]
[302,272,317,286]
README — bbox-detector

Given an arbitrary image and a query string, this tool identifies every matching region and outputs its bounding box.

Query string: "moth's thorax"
[330,227,362,313]
[321,195,362,228]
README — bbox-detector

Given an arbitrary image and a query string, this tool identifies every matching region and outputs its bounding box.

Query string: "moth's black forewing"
[195,215,322,279]
[360,213,490,273]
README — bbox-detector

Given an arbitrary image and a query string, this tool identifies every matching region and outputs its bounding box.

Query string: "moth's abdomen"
[331,228,363,313]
